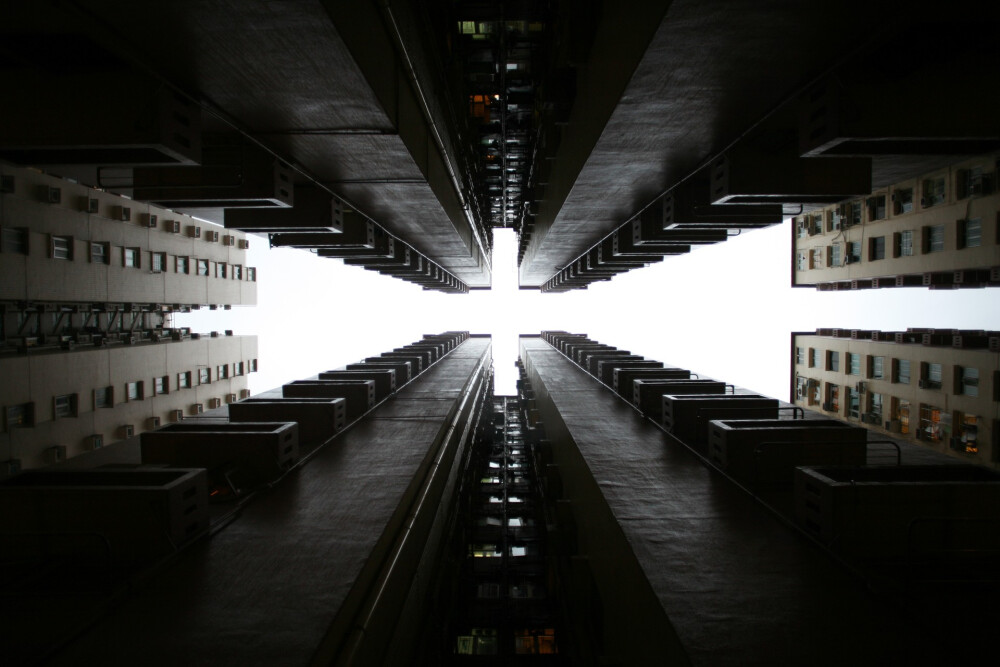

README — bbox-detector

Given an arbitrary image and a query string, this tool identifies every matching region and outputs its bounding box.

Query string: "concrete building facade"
[792,154,1000,291]
[792,328,1000,468]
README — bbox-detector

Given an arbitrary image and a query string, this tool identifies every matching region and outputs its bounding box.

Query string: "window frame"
[94,386,114,409]
[126,380,144,401]
[150,251,167,273]
[54,393,78,419]
[89,241,110,264]
[199,367,211,385]
[124,247,141,268]
[1,226,29,255]
[50,234,74,260]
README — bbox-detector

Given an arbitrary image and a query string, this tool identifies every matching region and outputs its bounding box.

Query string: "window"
[809,380,821,406]
[50,235,73,260]
[94,386,113,408]
[921,177,946,207]
[846,201,862,227]
[953,413,980,454]
[809,248,823,269]
[893,187,914,214]
[151,252,166,272]
[153,376,168,395]
[217,364,229,380]
[866,195,886,221]
[795,347,805,365]
[923,225,945,253]
[126,381,144,401]
[177,371,191,389]
[893,359,910,384]
[234,361,245,376]
[891,398,910,434]
[847,353,861,376]
[199,368,211,385]
[894,230,914,257]
[808,348,818,368]
[921,362,942,390]
[796,252,807,271]
[176,255,189,274]
[54,393,78,419]
[124,247,140,268]
[216,262,227,279]
[869,356,884,379]
[247,267,256,282]
[810,214,824,235]
[918,404,944,442]
[233,264,242,280]
[250,359,258,372]
[1,227,29,254]
[958,218,982,249]
[847,387,860,420]
[4,403,34,430]
[956,366,979,397]
[197,259,209,276]
[824,384,840,413]
[796,376,808,400]
[868,392,883,422]
[90,242,110,264]
[827,244,841,267]
[827,210,841,233]
[826,350,839,372]
[847,242,861,263]
[868,236,885,261]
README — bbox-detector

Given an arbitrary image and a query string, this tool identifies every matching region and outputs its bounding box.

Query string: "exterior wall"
[792,332,1000,468]
[792,153,1000,287]
[0,335,257,472]
[0,164,256,307]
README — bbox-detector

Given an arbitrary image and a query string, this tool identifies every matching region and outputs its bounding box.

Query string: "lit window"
[124,247,140,268]
[154,376,168,395]
[923,225,945,253]
[50,235,73,260]
[826,350,839,372]
[4,403,34,430]
[127,381,143,401]
[197,259,209,276]
[94,386,113,408]
[891,398,910,434]
[470,544,502,558]
[959,218,982,249]
[957,366,978,397]
[151,252,166,272]
[894,359,911,384]
[1,227,29,254]
[199,368,211,385]
[177,371,191,389]
[953,413,980,454]
[90,242,109,264]
[176,255,189,274]
[918,404,944,442]
[54,393,77,418]
[868,236,885,261]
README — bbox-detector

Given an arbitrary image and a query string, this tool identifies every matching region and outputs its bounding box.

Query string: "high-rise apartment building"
[791,328,1000,468]
[792,154,1000,291]
[1,164,258,471]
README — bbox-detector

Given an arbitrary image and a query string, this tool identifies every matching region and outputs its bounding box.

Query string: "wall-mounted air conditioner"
[145,213,158,228]
[167,220,181,233]
[191,403,204,415]
[86,434,104,450]
[225,393,237,404]
[170,409,184,422]
[207,398,221,409]
[188,225,202,238]
[45,445,67,464]
[147,416,162,429]
[119,424,135,438]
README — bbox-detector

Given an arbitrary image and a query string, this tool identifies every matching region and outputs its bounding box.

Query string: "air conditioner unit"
[239,389,251,399]
[225,393,237,404]
[45,445,67,464]
[210,331,219,338]
[223,235,235,246]
[207,398,222,409]
[119,424,135,439]
[167,220,181,233]
[170,409,184,422]
[146,213,158,228]
[207,231,220,242]
[115,205,131,222]
[188,225,202,238]
[238,239,250,249]
[191,403,204,415]
[147,416,162,429]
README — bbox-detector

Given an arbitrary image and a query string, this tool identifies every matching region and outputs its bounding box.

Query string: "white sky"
[177,222,1000,401]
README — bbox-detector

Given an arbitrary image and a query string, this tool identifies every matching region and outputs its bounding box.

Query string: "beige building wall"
[1,164,256,307]
[0,334,257,472]
[792,331,1000,468]
[792,154,1000,287]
